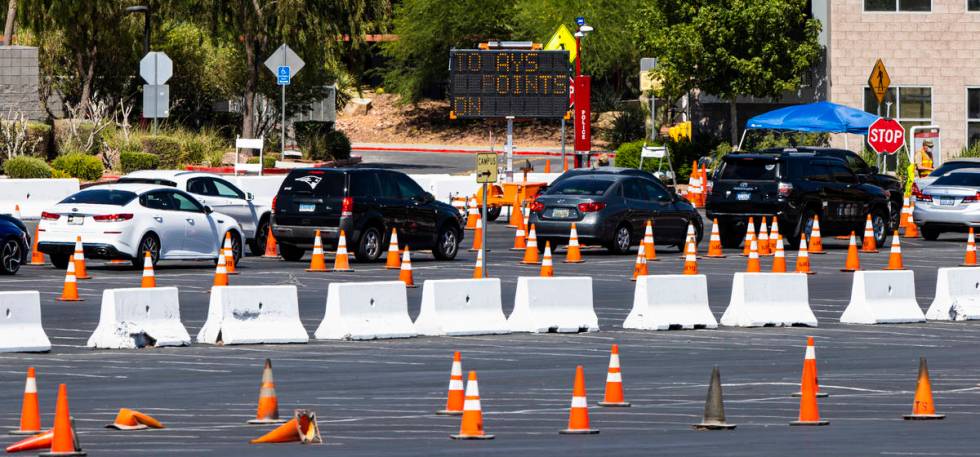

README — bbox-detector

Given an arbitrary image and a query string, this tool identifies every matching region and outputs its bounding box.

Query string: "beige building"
[827,0,980,158]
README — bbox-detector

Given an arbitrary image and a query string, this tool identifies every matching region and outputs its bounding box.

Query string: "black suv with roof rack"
[706,151,891,249]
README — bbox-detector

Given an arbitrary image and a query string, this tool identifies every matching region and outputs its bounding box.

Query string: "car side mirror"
[415,192,434,204]
[246,192,255,201]
[204,205,214,214]
[870,166,879,174]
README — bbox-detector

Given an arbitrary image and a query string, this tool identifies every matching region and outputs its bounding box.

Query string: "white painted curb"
[926,267,980,321]
[623,274,718,330]
[197,286,309,345]
[87,287,191,349]
[840,270,925,324]
[315,281,417,340]
[507,276,599,333]
[415,278,510,336]
[0,291,51,353]
[721,273,818,327]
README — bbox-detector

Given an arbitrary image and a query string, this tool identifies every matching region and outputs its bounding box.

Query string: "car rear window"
[932,162,980,177]
[547,178,613,196]
[60,189,137,206]
[282,170,345,197]
[932,173,980,187]
[720,159,779,180]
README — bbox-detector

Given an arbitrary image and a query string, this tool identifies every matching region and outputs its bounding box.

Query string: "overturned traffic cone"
[632,244,648,281]
[903,357,945,420]
[792,337,828,398]
[450,371,494,440]
[789,345,829,426]
[564,224,584,263]
[511,223,527,251]
[213,253,229,287]
[742,217,756,257]
[860,215,878,253]
[772,235,787,273]
[472,249,484,279]
[140,251,155,288]
[746,238,761,273]
[841,231,861,272]
[399,246,416,288]
[643,220,658,261]
[223,232,237,275]
[470,216,484,252]
[904,203,920,238]
[540,242,554,277]
[706,219,725,258]
[248,359,286,425]
[683,237,698,275]
[521,224,540,265]
[769,217,780,253]
[71,236,90,280]
[105,408,165,430]
[438,352,466,415]
[692,366,736,430]
[385,228,401,270]
[5,429,53,453]
[758,217,771,256]
[250,409,322,444]
[809,216,826,254]
[29,226,45,265]
[57,261,82,302]
[560,365,599,434]
[465,196,478,230]
[39,384,85,456]
[964,228,977,266]
[307,230,328,272]
[262,227,279,258]
[10,367,41,435]
[331,230,354,272]
[885,231,905,270]
[598,344,630,407]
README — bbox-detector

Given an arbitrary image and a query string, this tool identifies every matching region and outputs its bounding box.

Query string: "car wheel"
[889,198,902,231]
[871,208,889,247]
[248,218,270,256]
[0,237,23,275]
[433,225,461,260]
[279,243,306,261]
[607,224,632,255]
[355,226,383,262]
[50,253,70,270]
[132,233,161,268]
[227,231,243,266]
[487,206,502,222]
[921,225,941,241]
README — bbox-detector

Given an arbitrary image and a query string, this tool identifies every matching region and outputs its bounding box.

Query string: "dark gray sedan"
[529,173,702,254]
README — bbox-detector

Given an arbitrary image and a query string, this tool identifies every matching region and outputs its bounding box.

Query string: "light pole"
[125,5,150,55]
[573,23,592,168]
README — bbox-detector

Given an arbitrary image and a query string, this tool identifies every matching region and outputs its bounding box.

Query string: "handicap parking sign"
[277,66,290,85]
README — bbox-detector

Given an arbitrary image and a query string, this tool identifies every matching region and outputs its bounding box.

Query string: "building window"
[969,88,980,148]
[864,86,932,132]
[865,0,931,11]
[970,0,980,11]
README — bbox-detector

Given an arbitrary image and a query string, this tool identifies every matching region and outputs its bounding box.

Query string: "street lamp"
[574,23,592,77]
[125,5,150,55]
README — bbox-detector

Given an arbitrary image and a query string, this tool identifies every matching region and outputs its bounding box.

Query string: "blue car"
[0,214,29,274]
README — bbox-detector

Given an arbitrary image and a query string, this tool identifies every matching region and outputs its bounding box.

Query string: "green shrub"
[140,135,184,168]
[296,121,351,162]
[601,106,646,150]
[120,151,160,173]
[323,130,351,161]
[52,119,102,155]
[3,156,53,179]
[205,149,226,167]
[51,169,71,179]
[26,122,53,159]
[247,155,277,169]
[52,153,104,181]
[960,142,980,158]
[614,140,667,172]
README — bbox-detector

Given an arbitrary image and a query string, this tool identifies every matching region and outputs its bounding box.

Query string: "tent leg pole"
[737,129,748,151]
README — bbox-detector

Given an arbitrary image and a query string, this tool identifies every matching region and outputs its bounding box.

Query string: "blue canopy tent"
[740,101,879,150]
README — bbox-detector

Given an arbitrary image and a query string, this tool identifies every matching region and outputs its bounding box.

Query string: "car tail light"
[271,196,277,213]
[577,202,606,213]
[911,182,923,198]
[529,200,545,213]
[963,193,980,203]
[93,213,133,222]
[777,182,793,197]
[341,196,354,216]
[41,211,60,221]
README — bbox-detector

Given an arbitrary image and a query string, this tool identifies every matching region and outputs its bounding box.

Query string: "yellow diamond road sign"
[544,24,577,63]
[868,58,891,105]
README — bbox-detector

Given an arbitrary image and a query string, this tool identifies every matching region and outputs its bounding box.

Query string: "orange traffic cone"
[399,246,416,288]
[683,223,698,258]
[222,232,237,275]
[472,249,484,279]
[772,234,786,273]
[564,224,584,263]
[11,367,41,435]
[105,408,165,430]
[5,430,53,453]
[29,226,45,265]
[540,242,554,277]
[262,227,279,258]
[307,230,328,272]
[563,156,569,172]
[57,261,82,302]
[758,217,771,256]
[904,203,920,238]
[385,228,401,270]
[706,219,725,258]
[792,337,829,398]
[746,238,761,272]
[465,196,478,230]
[213,253,229,287]
[964,228,977,266]
[560,365,599,434]
[511,224,527,251]
[900,197,911,229]
[860,215,878,253]
[683,237,698,275]
[632,244,648,281]
[885,231,905,270]
[40,384,85,456]
[795,236,813,275]
[71,236,90,280]
[742,217,756,257]
[841,231,860,272]
[438,352,465,415]
[508,191,524,228]
[544,159,551,173]
[450,371,494,439]
[250,409,322,444]
[789,344,829,426]
[903,357,945,420]
[140,251,155,288]
[598,344,630,407]
[521,224,540,264]
[643,220,658,261]
[470,216,484,252]
[769,217,780,253]
[331,230,354,272]
[808,216,826,254]
[248,359,286,425]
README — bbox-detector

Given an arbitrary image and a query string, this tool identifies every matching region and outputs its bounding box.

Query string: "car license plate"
[939,197,955,206]
[299,203,315,212]
[736,192,751,201]
[551,208,571,219]
[67,215,83,225]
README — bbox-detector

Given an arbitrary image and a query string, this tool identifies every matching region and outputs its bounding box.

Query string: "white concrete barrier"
[314,281,417,340]
[720,273,818,327]
[839,270,925,324]
[926,267,980,321]
[86,287,191,349]
[0,178,80,219]
[507,276,599,333]
[0,291,51,353]
[623,275,718,330]
[197,286,309,345]
[414,278,510,336]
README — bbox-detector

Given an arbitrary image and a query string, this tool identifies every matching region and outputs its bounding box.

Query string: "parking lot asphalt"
[2,216,979,456]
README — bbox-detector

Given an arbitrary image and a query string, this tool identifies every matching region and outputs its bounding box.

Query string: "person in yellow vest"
[915,140,935,177]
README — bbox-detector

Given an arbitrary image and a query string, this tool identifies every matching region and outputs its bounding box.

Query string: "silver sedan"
[913,168,980,240]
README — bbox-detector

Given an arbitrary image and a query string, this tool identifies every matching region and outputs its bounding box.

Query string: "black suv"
[706,152,891,249]
[271,168,464,262]
[759,147,904,229]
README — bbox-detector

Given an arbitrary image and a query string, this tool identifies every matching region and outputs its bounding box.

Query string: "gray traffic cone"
[692,367,736,430]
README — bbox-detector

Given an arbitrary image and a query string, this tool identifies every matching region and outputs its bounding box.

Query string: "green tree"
[634,0,822,145]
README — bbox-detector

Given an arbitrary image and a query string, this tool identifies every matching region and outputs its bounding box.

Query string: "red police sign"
[867,118,906,155]
[574,75,591,153]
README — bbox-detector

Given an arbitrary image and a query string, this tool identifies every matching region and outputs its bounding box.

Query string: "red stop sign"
[867,118,906,154]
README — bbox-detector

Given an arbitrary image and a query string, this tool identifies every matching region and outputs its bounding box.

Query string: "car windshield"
[932,173,980,188]
[720,159,779,180]
[547,178,612,196]
[60,189,137,206]
[931,162,980,177]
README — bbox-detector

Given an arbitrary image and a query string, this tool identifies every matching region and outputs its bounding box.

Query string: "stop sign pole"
[867,117,906,155]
